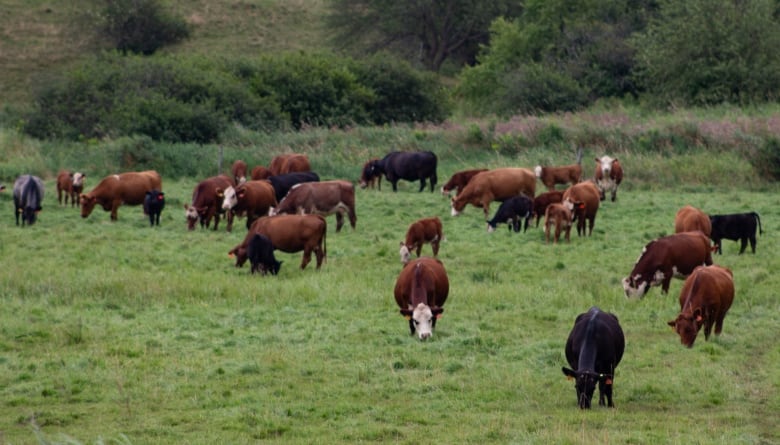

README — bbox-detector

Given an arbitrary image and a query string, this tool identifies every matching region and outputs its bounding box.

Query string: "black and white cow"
[486,195,534,233]
[360,151,437,192]
[12,174,45,226]
[247,233,282,275]
[562,306,625,409]
[143,189,165,226]
[709,212,763,254]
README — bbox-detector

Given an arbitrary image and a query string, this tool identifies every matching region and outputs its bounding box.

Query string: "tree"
[326,0,523,72]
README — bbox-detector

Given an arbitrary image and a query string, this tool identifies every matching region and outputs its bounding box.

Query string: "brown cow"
[674,205,712,237]
[533,190,564,227]
[667,265,735,348]
[450,168,536,219]
[231,160,248,185]
[270,153,310,176]
[399,217,443,264]
[594,156,623,202]
[56,170,86,207]
[562,181,600,236]
[221,180,277,232]
[440,168,488,196]
[80,170,162,221]
[359,158,382,189]
[251,166,273,180]
[622,231,714,299]
[229,214,327,270]
[544,203,573,244]
[394,257,449,340]
[534,164,582,191]
[272,180,356,232]
[184,174,234,231]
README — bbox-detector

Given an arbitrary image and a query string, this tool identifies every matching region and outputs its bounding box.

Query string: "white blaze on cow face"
[623,274,649,299]
[598,156,615,176]
[450,199,461,217]
[399,245,412,264]
[221,186,237,210]
[72,172,85,187]
[411,303,435,340]
[534,165,543,178]
[184,204,198,221]
[487,223,496,233]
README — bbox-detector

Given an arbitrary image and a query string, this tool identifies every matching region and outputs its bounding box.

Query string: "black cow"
[267,171,320,203]
[143,189,165,226]
[709,212,763,254]
[361,151,437,192]
[247,233,282,275]
[562,306,625,409]
[486,195,533,233]
[12,174,45,226]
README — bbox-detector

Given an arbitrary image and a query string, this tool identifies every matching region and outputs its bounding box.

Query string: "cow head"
[72,172,85,187]
[596,156,615,176]
[622,274,651,299]
[561,368,613,409]
[399,243,413,264]
[359,161,381,189]
[667,310,704,348]
[228,245,249,267]
[400,303,443,340]
[80,194,97,218]
[533,165,543,178]
[221,186,238,210]
[184,204,200,230]
[450,197,466,217]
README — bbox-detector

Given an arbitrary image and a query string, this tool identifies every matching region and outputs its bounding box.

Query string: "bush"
[101,0,190,55]
[497,64,588,116]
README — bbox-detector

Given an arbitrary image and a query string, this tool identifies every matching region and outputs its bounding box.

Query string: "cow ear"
[400,309,412,319]
[693,308,703,322]
[667,320,676,328]
[432,307,444,317]
[562,367,576,379]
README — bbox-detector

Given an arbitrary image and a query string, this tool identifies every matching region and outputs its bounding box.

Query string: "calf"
[544,203,573,244]
[562,307,625,409]
[143,189,165,226]
[486,195,533,233]
[394,257,449,340]
[562,181,600,236]
[667,265,735,348]
[247,233,282,275]
[399,217,443,264]
[674,205,711,237]
[709,212,763,254]
[13,174,45,226]
[594,156,623,201]
[440,168,487,196]
[533,190,564,227]
[359,158,382,190]
[56,170,86,207]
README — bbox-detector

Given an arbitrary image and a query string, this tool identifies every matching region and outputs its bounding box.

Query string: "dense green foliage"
[100,0,190,55]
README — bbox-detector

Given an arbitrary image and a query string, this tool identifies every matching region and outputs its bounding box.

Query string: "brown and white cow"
[184,174,234,231]
[358,158,382,189]
[534,164,582,191]
[667,265,735,348]
[450,168,536,219]
[229,214,327,270]
[394,257,449,340]
[399,217,443,264]
[562,181,600,237]
[674,205,712,237]
[544,203,573,244]
[533,190,564,227]
[622,231,714,299]
[272,180,357,232]
[231,160,248,185]
[594,156,623,202]
[440,168,488,196]
[56,170,86,207]
[80,170,162,221]
[221,180,277,232]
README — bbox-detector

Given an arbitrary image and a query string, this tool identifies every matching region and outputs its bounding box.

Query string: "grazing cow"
[450,168,536,219]
[80,170,162,221]
[544,203,573,244]
[267,171,320,203]
[247,233,282,275]
[231,160,248,185]
[562,307,625,409]
[562,181,600,236]
[399,217,443,264]
[361,151,438,192]
[394,257,449,340]
[269,153,311,176]
[594,156,623,201]
[622,231,714,299]
[229,214,327,270]
[272,180,356,232]
[358,158,382,190]
[533,190,564,227]
[486,195,533,233]
[667,265,735,348]
[13,174,45,226]
[674,205,711,237]
[709,212,763,254]
[221,180,277,232]
[440,168,488,196]
[184,175,235,231]
[251,166,273,180]
[143,189,165,226]
[56,171,86,207]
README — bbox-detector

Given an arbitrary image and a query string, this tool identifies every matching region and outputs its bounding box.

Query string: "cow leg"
[432,240,439,256]
[739,238,748,254]
[418,179,426,193]
[225,211,234,232]
[749,235,757,254]
[661,272,673,294]
[408,318,416,336]
[314,244,325,269]
[300,248,312,270]
[564,225,571,243]
[348,208,357,229]
[110,202,120,221]
[391,180,399,192]
[335,212,344,233]
[416,245,422,257]
[588,216,595,236]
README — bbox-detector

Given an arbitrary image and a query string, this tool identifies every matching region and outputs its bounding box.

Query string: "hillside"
[0,0,329,106]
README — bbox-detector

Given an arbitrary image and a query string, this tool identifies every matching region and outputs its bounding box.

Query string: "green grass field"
[1,158,778,443]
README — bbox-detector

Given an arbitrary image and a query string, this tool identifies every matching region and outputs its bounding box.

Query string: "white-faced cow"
[709,212,763,254]
[622,231,714,299]
[667,265,735,348]
[594,156,623,202]
[440,168,487,197]
[674,205,711,237]
[394,257,449,340]
[562,181,600,237]
[562,306,625,409]
[544,203,573,244]
[80,170,162,221]
[400,217,443,264]
[450,168,536,219]
[358,158,382,190]
[13,174,45,226]
[231,159,248,185]
[184,174,235,231]
[229,214,327,270]
[361,151,438,192]
[56,170,85,207]
[272,180,356,232]
[221,180,277,232]
[486,195,533,233]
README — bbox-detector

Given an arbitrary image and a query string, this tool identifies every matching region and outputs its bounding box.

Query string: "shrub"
[101,0,190,55]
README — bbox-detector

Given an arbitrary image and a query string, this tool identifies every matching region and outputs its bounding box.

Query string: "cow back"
[675,205,712,237]
[460,168,536,201]
[251,214,326,253]
[632,231,713,278]
[383,151,437,181]
[394,257,449,310]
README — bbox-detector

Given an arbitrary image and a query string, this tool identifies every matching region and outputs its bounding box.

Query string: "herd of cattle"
[4,149,765,409]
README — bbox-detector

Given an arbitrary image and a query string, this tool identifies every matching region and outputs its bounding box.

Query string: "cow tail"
[753,212,763,234]
[575,146,583,165]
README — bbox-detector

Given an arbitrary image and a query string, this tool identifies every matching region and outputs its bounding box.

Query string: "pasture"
[1,160,779,444]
